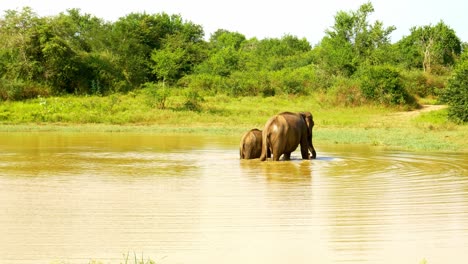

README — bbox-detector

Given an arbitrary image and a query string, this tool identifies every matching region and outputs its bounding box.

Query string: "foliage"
[142,82,170,109]
[150,32,207,84]
[245,35,311,71]
[0,8,204,97]
[396,21,461,73]
[326,77,365,107]
[316,2,395,76]
[110,12,205,87]
[182,88,204,111]
[315,35,356,76]
[150,40,186,84]
[441,53,468,123]
[358,65,416,106]
[209,29,246,50]
[0,79,50,101]
[401,70,447,97]
[0,4,464,114]
[195,45,242,77]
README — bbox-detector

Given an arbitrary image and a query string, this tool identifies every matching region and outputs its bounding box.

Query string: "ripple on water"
[0,134,467,264]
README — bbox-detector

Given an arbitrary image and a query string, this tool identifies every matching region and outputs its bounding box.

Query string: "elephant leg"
[272,148,281,161]
[270,140,282,161]
[283,152,291,160]
[272,153,281,161]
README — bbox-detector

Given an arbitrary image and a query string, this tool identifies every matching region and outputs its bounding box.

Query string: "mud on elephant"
[260,111,316,161]
[239,128,263,159]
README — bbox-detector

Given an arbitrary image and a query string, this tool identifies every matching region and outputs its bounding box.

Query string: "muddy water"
[0,133,467,264]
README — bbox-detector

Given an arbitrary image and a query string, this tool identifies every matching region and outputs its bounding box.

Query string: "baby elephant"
[239,128,263,159]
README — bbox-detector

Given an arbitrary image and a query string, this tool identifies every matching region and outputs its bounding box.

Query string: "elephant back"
[240,128,262,159]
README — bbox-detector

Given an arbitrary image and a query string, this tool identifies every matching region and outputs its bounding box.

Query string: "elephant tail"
[260,137,268,161]
[239,137,245,159]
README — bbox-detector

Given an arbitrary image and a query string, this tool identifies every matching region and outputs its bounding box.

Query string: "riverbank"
[0,94,466,152]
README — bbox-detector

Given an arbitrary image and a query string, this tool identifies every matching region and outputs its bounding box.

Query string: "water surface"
[0,133,467,264]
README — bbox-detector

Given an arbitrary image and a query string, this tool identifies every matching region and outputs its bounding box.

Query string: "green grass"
[0,92,466,152]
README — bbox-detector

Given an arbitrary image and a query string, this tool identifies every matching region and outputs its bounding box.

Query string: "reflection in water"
[0,133,467,264]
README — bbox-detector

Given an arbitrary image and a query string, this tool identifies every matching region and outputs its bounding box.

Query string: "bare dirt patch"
[373,105,448,127]
[398,104,448,119]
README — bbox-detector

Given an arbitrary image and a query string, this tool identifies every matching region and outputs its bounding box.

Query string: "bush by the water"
[442,56,468,123]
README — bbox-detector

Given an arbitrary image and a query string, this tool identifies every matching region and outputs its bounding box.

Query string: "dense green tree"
[195,46,241,76]
[315,35,355,76]
[151,34,189,84]
[358,65,415,106]
[0,7,49,100]
[441,51,468,123]
[396,21,461,73]
[37,9,120,94]
[110,13,205,87]
[150,30,206,84]
[209,29,246,50]
[241,35,311,71]
[0,4,464,112]
[0,7,41,81]
[316,2,395,76]
[111,13,171,87]
[195,30,246,76]
[0,7,122,94]
[253,35,310,58]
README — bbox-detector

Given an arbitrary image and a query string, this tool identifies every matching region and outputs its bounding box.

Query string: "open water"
[0,132,467,264]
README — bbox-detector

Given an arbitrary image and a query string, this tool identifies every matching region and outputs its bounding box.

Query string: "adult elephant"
[260,112,317,161]
[239,128,263,159]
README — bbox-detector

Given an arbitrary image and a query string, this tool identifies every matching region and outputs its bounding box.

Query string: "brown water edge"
[0,132,467,264]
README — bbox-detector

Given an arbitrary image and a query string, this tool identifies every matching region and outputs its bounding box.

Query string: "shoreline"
[0,94,465,153]
[1,121,466,153]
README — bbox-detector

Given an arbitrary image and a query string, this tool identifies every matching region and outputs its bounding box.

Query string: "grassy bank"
[0,92,466,152]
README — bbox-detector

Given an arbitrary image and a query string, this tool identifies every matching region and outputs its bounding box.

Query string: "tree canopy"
[0,3,465,115]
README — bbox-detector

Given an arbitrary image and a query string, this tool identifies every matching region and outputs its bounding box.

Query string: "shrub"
[278,67,310,95]
[224,71,263,97]
[142,82,170,109]
[262,66,318,95]
[327,77,365,106]
[441,58,468,123]
[0,79,50,101]
[358,65,416,106]
[402,70,447,97]
[178,74,225,95]
[183,88,204,111]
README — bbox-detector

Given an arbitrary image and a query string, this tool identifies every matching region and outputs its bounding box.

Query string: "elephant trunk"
[308,134,316,159]
[309,144,317,159]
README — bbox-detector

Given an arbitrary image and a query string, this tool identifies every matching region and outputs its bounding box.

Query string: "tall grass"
[0,91,388,127]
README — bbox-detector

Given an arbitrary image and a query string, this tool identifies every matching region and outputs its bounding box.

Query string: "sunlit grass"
[0,93,389,128]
